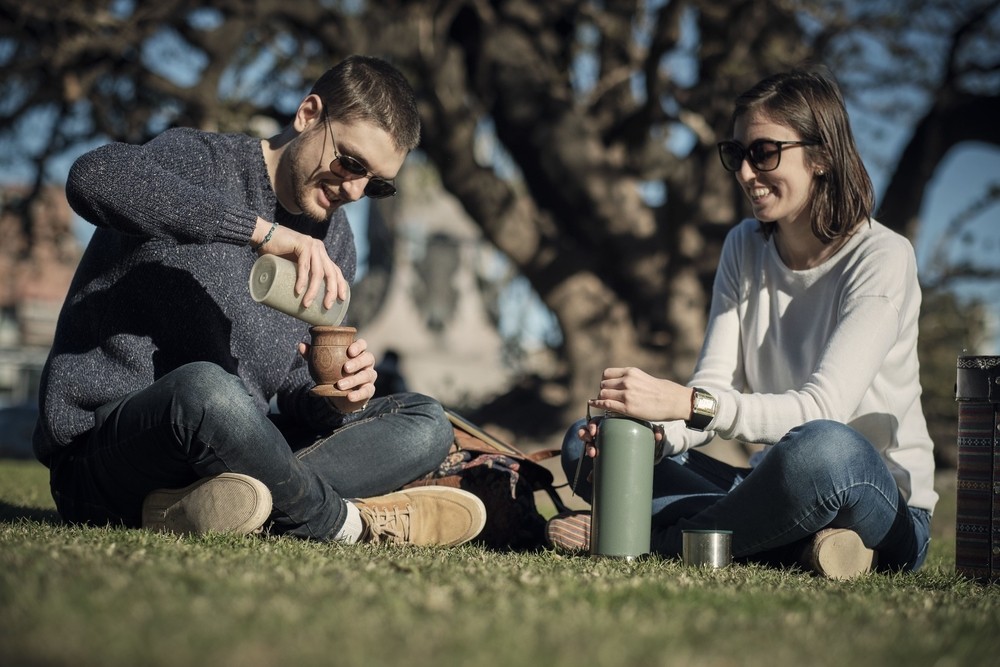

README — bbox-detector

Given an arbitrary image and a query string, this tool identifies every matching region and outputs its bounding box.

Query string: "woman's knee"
[560,418,587,473]
[560,418,594,499]
[771,420,879,473]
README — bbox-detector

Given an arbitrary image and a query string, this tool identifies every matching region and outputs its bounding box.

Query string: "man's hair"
[731,67,875,243]
[311,55,421,152]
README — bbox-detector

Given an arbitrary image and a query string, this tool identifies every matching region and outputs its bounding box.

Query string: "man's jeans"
[561,418,931,571]
[49,362,454,540]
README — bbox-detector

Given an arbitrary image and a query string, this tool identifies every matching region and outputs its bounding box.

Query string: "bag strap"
[446,409,524,455]
[445,408,568,511]
[446,409,560,461]
[452,428,560,462]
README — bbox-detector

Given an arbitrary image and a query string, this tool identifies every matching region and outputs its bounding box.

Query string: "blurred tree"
[1,0,997,439]
[917,287,989,468]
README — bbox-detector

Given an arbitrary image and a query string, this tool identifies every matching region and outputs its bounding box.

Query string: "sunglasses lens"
[747,141,780,171]
[337,155,368,177]
[718,142,744,172]
[364,179,396,199]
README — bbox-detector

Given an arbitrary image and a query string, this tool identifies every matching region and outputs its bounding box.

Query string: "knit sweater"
[33,127,357,465]
[657,218,938,512]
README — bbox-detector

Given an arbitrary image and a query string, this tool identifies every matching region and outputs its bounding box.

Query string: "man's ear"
[293,94,324,133]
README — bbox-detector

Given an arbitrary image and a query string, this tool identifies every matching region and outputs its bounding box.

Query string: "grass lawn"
[2,458,998,667]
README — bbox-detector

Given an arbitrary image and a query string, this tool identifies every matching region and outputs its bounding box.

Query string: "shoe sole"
[142,473,272,536]
[812,529,875,580]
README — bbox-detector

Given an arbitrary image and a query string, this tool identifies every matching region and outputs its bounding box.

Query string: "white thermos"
[249,255,350,326]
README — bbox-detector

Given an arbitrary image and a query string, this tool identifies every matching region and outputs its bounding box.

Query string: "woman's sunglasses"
[717,139,819,173]
[324,114,397,199]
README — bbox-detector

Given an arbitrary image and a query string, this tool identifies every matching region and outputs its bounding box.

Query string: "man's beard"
[285,141,335,224]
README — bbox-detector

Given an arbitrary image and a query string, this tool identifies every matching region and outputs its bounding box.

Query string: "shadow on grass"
[0,501,61,525]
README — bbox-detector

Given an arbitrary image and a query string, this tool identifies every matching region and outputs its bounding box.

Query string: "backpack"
[404,409,567,551]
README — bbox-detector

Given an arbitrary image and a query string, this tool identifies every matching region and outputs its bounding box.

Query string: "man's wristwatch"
[685,387,717,431]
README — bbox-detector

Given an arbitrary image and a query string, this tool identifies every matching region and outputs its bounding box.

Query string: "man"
[33,55,486,546]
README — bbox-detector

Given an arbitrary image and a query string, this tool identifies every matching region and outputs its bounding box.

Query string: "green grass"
[2,459,998,667]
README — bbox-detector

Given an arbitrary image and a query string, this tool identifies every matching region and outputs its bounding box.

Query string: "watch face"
[686,389,716,432]
[693,391,716,415]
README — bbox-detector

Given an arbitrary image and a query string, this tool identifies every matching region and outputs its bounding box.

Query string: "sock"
[333,500,363,544]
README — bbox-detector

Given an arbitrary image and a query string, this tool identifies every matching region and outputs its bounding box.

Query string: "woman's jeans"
[49,362,454,540]
[561,418,932,571]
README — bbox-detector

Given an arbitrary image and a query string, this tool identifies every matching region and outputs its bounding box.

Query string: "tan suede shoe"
[802,528,876,580]
[355,487,486,547]
[142,473,272,536]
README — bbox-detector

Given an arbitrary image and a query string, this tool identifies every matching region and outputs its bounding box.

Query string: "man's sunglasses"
[324,114,397,199]
[717,139,819,173]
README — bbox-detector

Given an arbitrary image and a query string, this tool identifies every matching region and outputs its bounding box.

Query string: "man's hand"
[298,337,377,413]
[254,218,349,310]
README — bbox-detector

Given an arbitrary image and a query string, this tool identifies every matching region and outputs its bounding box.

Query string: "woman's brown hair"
[732,68,875,242]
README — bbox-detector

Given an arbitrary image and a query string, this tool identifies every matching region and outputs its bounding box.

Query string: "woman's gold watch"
[685,387,717,431]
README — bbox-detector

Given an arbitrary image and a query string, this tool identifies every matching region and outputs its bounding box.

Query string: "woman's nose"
[736,156,757,183]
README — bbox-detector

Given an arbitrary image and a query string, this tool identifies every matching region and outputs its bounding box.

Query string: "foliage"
[1,0,997,432]
[917,289,990,467]
[1,459,997,667]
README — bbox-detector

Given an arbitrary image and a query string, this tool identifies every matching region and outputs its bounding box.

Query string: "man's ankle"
[333,501,363,543]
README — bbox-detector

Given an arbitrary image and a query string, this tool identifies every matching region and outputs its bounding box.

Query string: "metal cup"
[682,530,733,568]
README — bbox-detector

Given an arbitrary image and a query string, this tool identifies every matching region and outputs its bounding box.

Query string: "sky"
[889,143,1000,354]
[911,142,999,269]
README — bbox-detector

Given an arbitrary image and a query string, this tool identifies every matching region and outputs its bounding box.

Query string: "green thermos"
[590,412,655,560]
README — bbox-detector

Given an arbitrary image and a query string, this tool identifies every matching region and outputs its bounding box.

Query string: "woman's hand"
[578,419,600,458]
[578,414,668,459]
[587,367,693,424]
[298,337,377,413]
[254,219,349,310]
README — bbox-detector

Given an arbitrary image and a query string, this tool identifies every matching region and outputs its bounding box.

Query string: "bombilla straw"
[571,400,597,496]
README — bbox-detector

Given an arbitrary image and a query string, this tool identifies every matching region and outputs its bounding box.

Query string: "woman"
[547,68,936,579]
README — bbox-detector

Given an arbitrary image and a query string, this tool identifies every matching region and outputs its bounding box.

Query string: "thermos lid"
[249,255,275,302]
[602,410,653,429]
